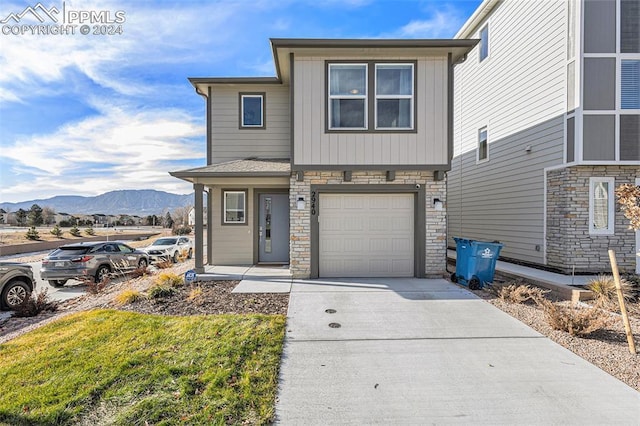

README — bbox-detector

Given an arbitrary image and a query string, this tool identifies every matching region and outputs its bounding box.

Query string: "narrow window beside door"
[589,177,615,235]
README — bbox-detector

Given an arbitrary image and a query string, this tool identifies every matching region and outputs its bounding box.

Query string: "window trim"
[325,60,417,133]
[589,177,615,235]
[479,24,489,62]
[239,93,265,129]
[477,126,489,163]
[222,189,248,226]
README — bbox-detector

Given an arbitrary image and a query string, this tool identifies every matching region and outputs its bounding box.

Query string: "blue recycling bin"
[451,237,503,290]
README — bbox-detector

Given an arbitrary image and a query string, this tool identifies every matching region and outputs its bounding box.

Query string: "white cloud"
[384,5,466,39]
[0,101,204,202]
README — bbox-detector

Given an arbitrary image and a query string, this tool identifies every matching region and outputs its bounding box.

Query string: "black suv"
[0,262,34,310]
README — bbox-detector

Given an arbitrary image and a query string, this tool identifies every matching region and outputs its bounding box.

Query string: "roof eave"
[455,0,500,39]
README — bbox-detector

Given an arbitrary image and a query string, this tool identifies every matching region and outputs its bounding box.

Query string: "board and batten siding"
[449,0,566,264]
[210,85,290,164]
[293,56,448,166]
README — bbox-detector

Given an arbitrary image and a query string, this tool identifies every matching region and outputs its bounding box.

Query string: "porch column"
[207,187,213,266]
[194,183,205,273]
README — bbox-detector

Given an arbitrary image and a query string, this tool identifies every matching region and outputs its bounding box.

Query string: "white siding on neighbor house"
[293,56,448,166]
[210,187,253,265]
[210,85,290,164]
[449,0,567,264]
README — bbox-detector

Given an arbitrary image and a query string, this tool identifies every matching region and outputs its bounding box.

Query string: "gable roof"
[455,0,500,39]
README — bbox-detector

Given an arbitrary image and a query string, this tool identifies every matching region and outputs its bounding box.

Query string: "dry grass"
[113,289,143,306]
[543,303,613,337]
[489,282,549,305]
[187,286,204,304]
[587,274,634,306]
[155,271,184,288]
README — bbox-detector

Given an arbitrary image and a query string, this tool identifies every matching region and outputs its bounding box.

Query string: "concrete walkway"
[275,278,640,424]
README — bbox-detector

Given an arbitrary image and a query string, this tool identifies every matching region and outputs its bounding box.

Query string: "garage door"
[319,193,414,277]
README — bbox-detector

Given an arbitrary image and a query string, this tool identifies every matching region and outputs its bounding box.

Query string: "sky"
[0,0,482,203]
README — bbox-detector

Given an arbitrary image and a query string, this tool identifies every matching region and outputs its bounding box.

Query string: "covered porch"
[170,158,291,273]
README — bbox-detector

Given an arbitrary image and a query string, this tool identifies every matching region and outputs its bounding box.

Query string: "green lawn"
[0,310,286,425]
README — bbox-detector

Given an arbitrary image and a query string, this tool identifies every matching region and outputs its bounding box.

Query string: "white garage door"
[319,193,414,277]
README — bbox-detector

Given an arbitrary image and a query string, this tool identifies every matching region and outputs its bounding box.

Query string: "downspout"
[193,85,213,270]
[446,52,468,273]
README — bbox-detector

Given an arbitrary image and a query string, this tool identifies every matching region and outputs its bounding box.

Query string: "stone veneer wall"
[289,170,446,278]
[546,165,639,273]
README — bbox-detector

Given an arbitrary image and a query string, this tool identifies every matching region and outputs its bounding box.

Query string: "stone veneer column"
[546,165,638,273]
[289,173,311,278]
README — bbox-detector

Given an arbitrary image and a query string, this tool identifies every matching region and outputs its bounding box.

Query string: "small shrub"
[172,226,192,236]
[13,290,58,317]
[154,259,174,269]
[187,286,204,303]
[129,266,149,279]
[544,303,612,337]
[50,225,63,238]
[83,275,110,294]
[85,226,96,236]
[147,284,175,299]
[587,275,634,305]
[155,271,184,288]
[25,226,40,240]
[69,226,81,237]
[490,282,549,306]
[114,289,143,305]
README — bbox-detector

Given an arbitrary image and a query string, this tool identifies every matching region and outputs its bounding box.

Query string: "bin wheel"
[469,276,481,290]
[450,273,458,283]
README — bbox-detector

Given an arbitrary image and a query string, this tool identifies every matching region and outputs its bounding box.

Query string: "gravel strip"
[473,289,640,392]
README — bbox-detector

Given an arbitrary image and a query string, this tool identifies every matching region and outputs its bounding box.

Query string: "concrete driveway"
[276,278,640,424]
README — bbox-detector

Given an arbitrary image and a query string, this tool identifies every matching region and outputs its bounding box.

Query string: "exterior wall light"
[433,198,444,211]
[297,197,306,210]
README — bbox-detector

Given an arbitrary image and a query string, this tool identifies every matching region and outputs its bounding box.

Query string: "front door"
[259,193,290,263]
[636,178,640,274]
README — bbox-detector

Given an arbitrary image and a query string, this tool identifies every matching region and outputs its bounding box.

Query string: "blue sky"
[0,0,482,203]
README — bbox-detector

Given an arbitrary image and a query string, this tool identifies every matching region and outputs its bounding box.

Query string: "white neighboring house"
[188,207,207,227]
[449,0,640,274]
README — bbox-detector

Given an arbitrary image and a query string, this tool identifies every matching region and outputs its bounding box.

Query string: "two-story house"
[449,0,640,274]
[171,38,477,278]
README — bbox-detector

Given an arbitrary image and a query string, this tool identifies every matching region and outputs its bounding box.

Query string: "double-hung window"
[328,64,368,129]
[589,177,615,235]
[223,190,246,224]
[328,61,415,131]
[375,64,414,129]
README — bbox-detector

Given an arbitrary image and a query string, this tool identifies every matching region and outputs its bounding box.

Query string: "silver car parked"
[41,241,149,286]
[0,262,34,310]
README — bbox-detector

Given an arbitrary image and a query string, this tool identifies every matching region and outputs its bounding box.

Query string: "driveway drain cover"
[328,322,341,328]
[325,309,337,314]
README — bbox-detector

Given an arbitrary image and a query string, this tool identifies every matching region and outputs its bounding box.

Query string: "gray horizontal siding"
[448,115,565,264]
[211,85,290,163]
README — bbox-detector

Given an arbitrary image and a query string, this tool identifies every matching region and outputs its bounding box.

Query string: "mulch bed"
[111,281,289,316]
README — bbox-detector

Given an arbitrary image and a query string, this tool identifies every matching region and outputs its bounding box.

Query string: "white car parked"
[143,236,193,263]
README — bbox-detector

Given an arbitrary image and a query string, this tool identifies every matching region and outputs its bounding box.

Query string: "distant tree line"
[6,203,193,229]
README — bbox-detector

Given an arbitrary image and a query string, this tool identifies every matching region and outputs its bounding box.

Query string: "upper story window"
[375,64,414,129]
[621,0,640,53]
[477,127,488,162]
[621,60,640,109]
[327,61,415,132]
[328,64,367,129]
[240,93,265,129]
[479,25,489,62]
[589,177,615,235]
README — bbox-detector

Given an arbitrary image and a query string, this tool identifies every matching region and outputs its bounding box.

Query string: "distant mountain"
[0,190,197,216]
